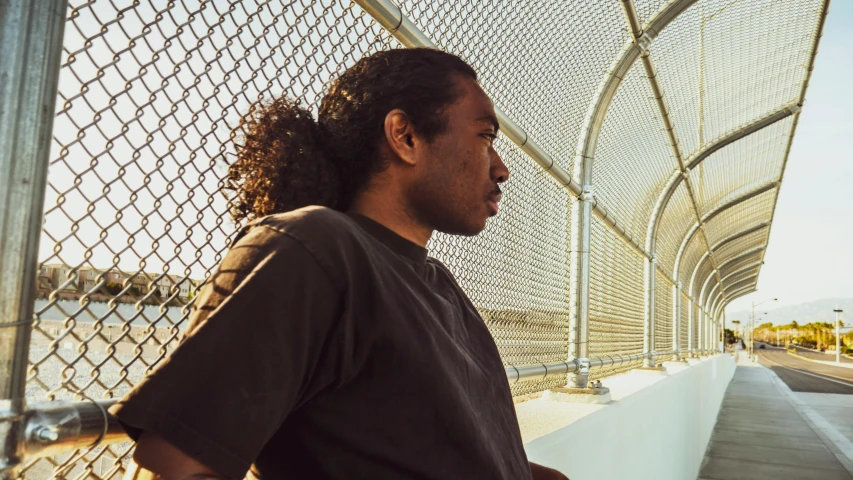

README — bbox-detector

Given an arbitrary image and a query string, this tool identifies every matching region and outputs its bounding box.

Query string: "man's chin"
[465,217,491,236]
[437,218,488,237]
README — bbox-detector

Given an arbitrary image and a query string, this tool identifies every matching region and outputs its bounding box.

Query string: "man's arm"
[131,437,568,480]
[109,226,344,479]
[530,461,570,480]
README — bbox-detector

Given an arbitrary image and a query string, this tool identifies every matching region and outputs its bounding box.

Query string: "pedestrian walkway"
[698,352,853,480]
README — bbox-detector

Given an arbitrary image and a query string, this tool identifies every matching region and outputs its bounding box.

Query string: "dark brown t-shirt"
[110,206,531,479]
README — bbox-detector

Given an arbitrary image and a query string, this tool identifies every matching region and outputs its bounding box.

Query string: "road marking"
[787,349,853,370]
[761,354,853,389]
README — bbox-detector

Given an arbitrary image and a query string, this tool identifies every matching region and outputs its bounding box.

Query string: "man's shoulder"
[249,205,359,239]
[228,207,364,291]
[240,206,367,268]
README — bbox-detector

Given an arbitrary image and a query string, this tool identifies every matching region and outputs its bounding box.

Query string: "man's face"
[408,76,509,236]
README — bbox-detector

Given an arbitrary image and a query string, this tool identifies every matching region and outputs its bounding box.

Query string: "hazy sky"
[726,1,853,313]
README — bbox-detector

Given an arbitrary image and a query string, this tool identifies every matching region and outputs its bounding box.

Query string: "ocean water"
[33,298,189,327]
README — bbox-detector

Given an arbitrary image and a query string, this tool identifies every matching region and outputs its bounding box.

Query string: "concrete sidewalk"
[698,353,853,480]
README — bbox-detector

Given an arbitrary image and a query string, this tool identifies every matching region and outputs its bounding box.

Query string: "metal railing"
[0,0,830,478]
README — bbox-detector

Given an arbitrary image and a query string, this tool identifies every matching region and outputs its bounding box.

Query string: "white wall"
[524,355,735,480]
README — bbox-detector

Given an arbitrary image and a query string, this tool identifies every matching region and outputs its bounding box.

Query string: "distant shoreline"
[33,298,190,328]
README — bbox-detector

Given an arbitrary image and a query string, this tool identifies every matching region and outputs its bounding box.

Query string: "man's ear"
[384,109,419,167]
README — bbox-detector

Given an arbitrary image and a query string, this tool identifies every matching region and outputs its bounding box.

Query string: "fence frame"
[0,0,69,477]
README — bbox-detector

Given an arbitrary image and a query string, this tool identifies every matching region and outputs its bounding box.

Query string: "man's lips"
[487,192,502,213]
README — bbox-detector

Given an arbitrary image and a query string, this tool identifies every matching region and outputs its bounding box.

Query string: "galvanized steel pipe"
[0,0,68,476]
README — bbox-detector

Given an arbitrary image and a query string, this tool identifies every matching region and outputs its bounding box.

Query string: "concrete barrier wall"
[524,355,736,480]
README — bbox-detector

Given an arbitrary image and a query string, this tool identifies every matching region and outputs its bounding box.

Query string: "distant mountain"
[728,298,853,327]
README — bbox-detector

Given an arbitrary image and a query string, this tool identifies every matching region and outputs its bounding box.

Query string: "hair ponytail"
[227,96,341,222]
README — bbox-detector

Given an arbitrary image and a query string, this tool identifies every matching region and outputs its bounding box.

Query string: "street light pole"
[750,298,778,358]
[835,307,843,364]
[747,312,752,355]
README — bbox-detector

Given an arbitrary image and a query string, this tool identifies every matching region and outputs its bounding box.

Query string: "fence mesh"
[589,216,646,380]
[11,0,828,477]
[691,118,793,214]
[712,227,771,268]
[450,147,574,398]
[700,0,821,140]
[725,269,761,291]
[656,182,698,275]
[692,301,700,351]
[680,235,709,291]
[655,271,674,363]
[593,61,676,243]
[648,1,704,157]
[702,187,778,248]
[26,1,399,477]
[398,0,630,174]
[719,250,765,280]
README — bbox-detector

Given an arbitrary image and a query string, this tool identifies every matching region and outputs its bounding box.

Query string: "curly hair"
[226,48,477,222]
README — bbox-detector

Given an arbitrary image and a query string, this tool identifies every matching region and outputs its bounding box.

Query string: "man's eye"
[482,133,497,143]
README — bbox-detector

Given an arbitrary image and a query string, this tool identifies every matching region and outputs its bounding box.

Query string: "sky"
[726,0,853,314]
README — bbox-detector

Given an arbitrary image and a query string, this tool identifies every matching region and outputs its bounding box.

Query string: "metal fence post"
[644,255,657,367]
[706,310,712,354]
[705,309,712,355]
[712,318,717,353]
[711,314,720,354]
[687,299,695,357]
[569,186,593,388]
[0,0,67,476]
[673,281,683,361]
[712,316,718,353]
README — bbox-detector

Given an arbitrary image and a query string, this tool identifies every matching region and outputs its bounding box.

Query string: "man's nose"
[491,149,509,183]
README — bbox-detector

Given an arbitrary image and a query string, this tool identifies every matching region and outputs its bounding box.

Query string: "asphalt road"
[757,345,853,394]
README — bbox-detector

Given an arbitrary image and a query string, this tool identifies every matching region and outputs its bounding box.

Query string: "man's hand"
[131,432,228,480]
[530,461,570,480]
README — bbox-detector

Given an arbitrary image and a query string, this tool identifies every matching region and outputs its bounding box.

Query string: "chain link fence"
[655,271,674,363]
[588,216,645,380]
[0,0,829,478]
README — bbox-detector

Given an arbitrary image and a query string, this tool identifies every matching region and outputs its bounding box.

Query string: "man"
[112,48,568,480]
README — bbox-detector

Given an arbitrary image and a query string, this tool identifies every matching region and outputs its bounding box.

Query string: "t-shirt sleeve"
[109,225,343,479]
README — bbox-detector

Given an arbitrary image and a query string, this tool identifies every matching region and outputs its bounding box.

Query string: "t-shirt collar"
[348,214,429,265]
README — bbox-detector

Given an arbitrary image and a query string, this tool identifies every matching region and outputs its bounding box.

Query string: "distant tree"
[103,282,123,296]
[731,320,741,339]
[724,328,737,345]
